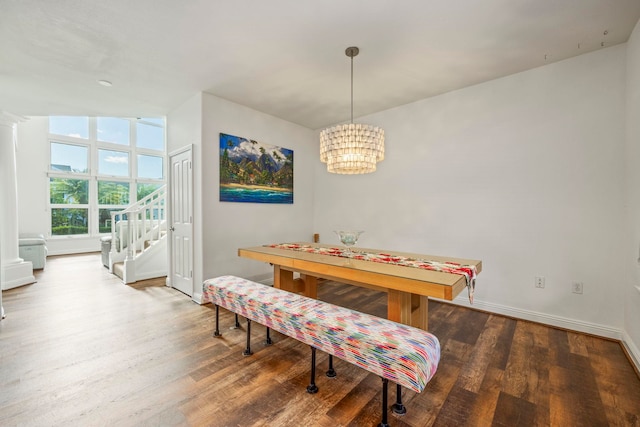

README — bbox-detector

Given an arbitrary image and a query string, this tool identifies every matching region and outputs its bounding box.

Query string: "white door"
[168,146,193,296]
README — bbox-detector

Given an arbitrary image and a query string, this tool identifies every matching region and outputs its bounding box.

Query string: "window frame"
[48,175,91,237]
[49,140,91,175]
[47,116,165,238]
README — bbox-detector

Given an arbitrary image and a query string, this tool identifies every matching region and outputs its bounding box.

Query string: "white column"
[1,216,3,319]
[0,111,34,292]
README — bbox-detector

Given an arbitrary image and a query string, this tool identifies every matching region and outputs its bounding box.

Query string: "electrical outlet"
[535,276,545,288]
[572,282,583,294]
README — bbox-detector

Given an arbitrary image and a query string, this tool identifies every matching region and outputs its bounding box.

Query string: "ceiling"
[1,0,639,130]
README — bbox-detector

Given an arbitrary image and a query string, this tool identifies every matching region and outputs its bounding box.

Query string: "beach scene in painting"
[219,133,293,204]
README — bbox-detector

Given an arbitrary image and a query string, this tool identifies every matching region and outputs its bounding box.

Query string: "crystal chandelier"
[320,47,384,174]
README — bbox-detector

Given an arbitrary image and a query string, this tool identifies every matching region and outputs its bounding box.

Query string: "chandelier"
[320,47,384,174]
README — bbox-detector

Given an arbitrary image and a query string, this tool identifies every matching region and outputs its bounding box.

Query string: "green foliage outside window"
[98,181,129,205]
[98,208,125,234]
[137,183,161,201]
[51,208,88,235]
[50,178,88,204]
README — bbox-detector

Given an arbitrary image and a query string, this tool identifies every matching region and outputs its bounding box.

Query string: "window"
[49,178,89,235]
[51,208,89,235]
[50,142,89,173]
[137,183,162,201]
[136,119,164,151]
[97,117,129,145]
[97,181,130,205]
[50,178,89,204]
[48,116,165,237]
[97,180,129,233]
[49,116,89,139]
[137,154,163,179]
[98,207,128,234]
[98,149,129,177]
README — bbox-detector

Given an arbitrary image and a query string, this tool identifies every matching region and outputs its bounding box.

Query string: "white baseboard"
[133,270,167,282]
[192,291,203,304]
[1,261,36,290]
[447,296,640,372]
[622,331,640,373]
[47,248,99,256]
[448,296,623,340]
[2,275,36,290]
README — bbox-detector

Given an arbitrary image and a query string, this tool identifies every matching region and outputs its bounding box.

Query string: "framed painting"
[219,133,293,204]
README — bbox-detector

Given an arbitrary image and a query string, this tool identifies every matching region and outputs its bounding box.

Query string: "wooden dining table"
[238,243,482,331]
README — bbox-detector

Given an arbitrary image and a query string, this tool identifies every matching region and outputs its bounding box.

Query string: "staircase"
[108,186,167,284]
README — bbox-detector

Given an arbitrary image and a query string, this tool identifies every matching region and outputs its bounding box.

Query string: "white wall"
[624,20,640,365]
[16,117,100,254]
[314,45,628,338]
[16,117,48,234]
[200,94,316,288]
[167,93,316,300]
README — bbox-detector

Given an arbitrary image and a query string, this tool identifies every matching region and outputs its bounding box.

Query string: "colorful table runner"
[266,243,477,303]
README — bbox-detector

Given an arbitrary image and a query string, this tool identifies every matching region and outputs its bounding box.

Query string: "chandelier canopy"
[320,47,384,174]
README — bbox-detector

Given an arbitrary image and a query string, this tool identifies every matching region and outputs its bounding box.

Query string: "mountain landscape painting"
[219,133,294,204]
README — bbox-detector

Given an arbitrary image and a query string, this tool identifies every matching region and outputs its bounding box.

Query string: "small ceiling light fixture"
[98,79,113,87]
[320,47,384,174]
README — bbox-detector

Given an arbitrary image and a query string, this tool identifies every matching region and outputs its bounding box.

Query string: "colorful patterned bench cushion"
[202,275,440,393]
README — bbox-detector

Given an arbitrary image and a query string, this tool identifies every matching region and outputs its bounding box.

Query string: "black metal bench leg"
[213,305,221,337]
[265,327,273,345]
[307,347,319,394]
[391,383,407,415]
[242,319,253,356]
[326,354,336,378]
[231,313,241,329]
[378,378,390,427]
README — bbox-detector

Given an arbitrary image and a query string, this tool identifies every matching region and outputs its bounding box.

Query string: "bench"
[203,275,441,426]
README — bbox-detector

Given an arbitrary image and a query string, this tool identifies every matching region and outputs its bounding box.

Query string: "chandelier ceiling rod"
[346,47,359,124]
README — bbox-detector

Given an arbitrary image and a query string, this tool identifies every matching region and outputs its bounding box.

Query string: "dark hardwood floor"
[1,253,639,426]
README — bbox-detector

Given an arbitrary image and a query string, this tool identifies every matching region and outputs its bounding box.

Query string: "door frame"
[167,144,194,296]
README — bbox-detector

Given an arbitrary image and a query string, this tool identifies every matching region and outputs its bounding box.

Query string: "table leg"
[387,290,428,330]
[299,274,317,299]
[411,293,428,329]
[273,266,317,298]
[274,265,295,291]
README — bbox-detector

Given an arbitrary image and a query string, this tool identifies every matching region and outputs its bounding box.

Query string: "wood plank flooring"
[1,253,639,426]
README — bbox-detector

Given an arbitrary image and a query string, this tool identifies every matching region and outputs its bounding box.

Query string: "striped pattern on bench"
[202,275,440,393]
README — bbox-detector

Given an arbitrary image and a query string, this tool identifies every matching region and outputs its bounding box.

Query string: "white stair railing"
[110,185,167,263]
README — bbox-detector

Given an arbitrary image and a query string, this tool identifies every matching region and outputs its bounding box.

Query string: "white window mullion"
[89,121,99,237]
[89,175,98,236]
[88,117,97,175]
[131,121,137,184]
